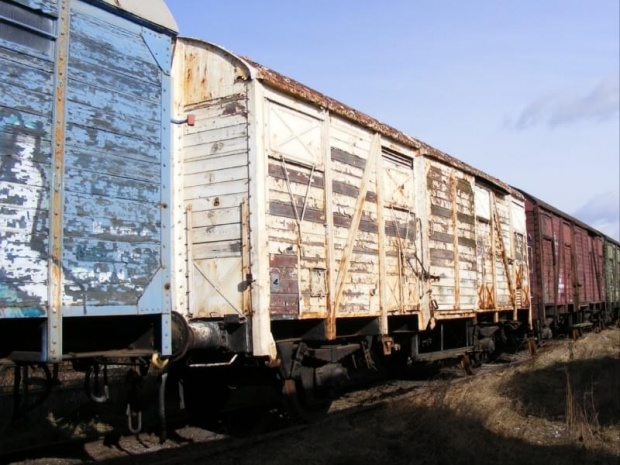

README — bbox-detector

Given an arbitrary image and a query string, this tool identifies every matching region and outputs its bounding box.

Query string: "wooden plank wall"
[590,236,606,303]
[264,102,423,319]
[329,117,381,316]
[0,0,56,316]
[172,40,253,319]
[261,90,529,323]
[61,4,166,307]
[493,195,513,308]
[426,160,477,312]
[604,240,620,305]
[574,226,588,303]
[182,95,249,317]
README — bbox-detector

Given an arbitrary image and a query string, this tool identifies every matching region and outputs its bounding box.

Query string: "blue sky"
[167,0,620,240]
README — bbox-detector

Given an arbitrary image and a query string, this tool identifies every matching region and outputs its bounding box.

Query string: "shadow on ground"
[502,356,620,426]
[96,398,619,465]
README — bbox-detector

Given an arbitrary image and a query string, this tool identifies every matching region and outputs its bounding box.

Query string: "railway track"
[3,341,551,465]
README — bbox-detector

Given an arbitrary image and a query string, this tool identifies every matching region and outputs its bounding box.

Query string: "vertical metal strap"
[375,148,387,334]
[491,196,516,311]
[450,172,460,310]
[47,0,70,362]
[241,199,252,315]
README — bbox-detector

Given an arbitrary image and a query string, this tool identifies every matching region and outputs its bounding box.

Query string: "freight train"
[1,0,618,432]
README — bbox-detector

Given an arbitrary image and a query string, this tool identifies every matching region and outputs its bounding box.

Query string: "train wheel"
[282,377,332,422]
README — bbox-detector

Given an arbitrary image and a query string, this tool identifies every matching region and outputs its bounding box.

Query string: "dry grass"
[3,330,620,465]
[210,328,620,465]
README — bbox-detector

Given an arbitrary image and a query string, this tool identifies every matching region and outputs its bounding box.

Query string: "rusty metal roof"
[242,56,522,199]
[517,189,609,238]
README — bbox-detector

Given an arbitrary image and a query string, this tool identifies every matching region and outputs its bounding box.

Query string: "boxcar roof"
[101,0,178,32]
[516,188,610,239]
[178,39,521,198]
[238,52,522,199]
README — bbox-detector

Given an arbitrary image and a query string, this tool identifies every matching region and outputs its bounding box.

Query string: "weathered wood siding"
[265,97,328,317]
[62,2,169,309]
[0,0,56,317]
[426,160,477,312]
[260,88,529,325]
[524,194,609,322]
[263,92,423,321]
[511,199,529,310]
[473,185,529,314]
[574,226,589,303]
[589,235,606,303]
[1,0,174,319]
[174,42,531,342]
[604,239,620,306]
[172,40,250,319]
[381,148,419,315]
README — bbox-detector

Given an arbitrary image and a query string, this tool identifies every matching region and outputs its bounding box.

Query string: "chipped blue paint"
[10,0,58,16]
[142,27,172,74]
[69,10,161,84]
[65,124,160,162]
[0,7,54,314]
[66,100,161,144]
[2,0,175,363]
[66,80,161,123]
[0,305,46,319]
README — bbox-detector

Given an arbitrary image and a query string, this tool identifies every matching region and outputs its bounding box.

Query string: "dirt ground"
[197,328,620,465]
[6,328,620,465]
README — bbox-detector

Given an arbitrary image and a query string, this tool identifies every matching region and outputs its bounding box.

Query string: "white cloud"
[572,191,620,240]
[512,75,620,130]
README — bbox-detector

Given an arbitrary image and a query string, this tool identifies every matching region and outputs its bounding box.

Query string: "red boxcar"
[520,191,607,337]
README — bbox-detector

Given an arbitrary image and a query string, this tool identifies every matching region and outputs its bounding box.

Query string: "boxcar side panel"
[511,199,529,311]
[573,226,588,304]
[62,1,169,311]
[172,40,250,320]
[0,0,57,317]
[604,239,620,307]
[590,235,606,304]
[1,0,176,361]
[329,116,381,317]
[426,159,479,313]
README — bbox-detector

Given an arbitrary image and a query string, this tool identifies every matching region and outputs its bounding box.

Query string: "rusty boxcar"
[0,0,177,382]
[169,38,531,409]
[519,191,610,337]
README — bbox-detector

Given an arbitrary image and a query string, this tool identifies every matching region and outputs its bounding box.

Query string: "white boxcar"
[171,39,530,364]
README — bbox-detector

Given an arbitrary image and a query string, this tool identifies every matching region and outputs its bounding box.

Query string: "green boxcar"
[603,237,620,320]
